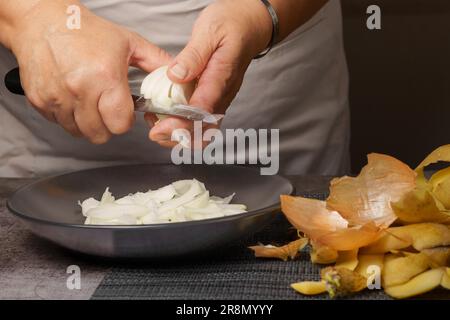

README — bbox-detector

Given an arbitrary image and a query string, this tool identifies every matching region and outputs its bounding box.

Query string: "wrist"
[248,0,274,57]
[4,0,82,52]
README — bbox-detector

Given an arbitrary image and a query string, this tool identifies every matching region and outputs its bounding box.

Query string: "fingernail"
[170,63,188,80]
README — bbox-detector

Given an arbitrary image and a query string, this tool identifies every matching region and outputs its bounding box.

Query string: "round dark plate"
[7,164,293,258]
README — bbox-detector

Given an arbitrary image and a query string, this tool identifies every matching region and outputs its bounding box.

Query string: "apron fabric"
[0,0,350,177]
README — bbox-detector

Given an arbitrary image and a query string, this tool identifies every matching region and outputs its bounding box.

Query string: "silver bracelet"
[254,0,280,59]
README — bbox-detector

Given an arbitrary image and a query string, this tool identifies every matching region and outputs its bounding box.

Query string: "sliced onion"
[86,203,148,219]
[100,187,115,204]
[159,179,203,212]
[80,198,100,216]
[80,179,247,225]
[146,185,177,202]
[184,191,210,208]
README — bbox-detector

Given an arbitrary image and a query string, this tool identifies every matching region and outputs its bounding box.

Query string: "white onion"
[140,65,195,113]
[80,179,247,225]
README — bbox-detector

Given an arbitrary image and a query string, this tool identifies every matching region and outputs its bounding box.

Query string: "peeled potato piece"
[392,187,450,225]
[291,281,327,295]
[310,241,339,264]
[382,252,430,287]
[430,167,450,209]
[360,231,411,254]
[406,224,450,250]
[384,268,445,299]
[361,223,450,253]
[394,144,450,224]
[335,249,359,271]
[422,247,450,268]
[441,268,450,289]
[355,254,384,278]
[391,145,450,224]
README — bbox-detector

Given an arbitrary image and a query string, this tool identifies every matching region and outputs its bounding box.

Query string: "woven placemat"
[92,192,392,300]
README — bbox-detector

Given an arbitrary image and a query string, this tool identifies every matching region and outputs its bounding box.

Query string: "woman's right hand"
[7,0,171,144]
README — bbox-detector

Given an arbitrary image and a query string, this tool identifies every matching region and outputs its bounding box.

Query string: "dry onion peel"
[248,238,308,262]
[280,154,415,251]
[281,195,382,250]
[326,153,416,227]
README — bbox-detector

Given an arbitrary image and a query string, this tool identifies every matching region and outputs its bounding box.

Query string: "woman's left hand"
[145,0,273,147]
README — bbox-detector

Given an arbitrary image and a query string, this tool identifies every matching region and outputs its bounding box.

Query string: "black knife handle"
[4,67,25,95]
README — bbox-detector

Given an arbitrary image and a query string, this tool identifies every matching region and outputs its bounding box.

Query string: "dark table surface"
[0,176,332,300]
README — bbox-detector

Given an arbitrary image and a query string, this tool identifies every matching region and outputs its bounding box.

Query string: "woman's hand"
[146,0,273,147]
[8,0,171,144]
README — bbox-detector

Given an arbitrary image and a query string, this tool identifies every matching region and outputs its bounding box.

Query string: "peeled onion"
[140,65,195,112]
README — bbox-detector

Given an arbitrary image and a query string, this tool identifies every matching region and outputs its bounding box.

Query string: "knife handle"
[4,67,24,95]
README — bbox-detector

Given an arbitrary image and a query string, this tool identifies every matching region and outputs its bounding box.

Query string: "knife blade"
[4,68,223,124]
[132,95,222,124]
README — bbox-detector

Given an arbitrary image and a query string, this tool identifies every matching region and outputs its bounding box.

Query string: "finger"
[153,140,180,149]
[151,125,218,149]
[189,48,247,114]
[149,116,219,149]
[167,27,218,83]
[54,107,82,137]
[149,117,193,142]
[129,32,172,72]
[74,95,112,144]
[25,97,57,123]
[38,109,57,123]
[97,81,135,135]
[23,82,63,124]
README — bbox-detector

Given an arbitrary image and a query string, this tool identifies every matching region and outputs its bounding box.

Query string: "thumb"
[129,32,172,72]
[168,32,217,83]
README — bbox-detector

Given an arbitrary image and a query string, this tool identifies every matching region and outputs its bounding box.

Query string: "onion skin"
[280,153,416,251]
[281,195,382,251]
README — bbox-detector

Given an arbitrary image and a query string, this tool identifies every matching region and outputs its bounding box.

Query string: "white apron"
[0,0,349,177]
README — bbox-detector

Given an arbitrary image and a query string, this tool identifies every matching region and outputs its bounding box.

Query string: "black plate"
[7,164,293,258]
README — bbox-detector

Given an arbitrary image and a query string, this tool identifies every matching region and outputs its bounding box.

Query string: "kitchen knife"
[4,67,222,124]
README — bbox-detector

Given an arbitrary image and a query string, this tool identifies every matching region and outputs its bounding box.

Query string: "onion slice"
[79,179,247,225]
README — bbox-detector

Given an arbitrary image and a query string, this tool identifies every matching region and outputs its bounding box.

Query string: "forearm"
[270,0,328,41]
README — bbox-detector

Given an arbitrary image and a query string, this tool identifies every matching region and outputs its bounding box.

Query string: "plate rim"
[7,163,294,230]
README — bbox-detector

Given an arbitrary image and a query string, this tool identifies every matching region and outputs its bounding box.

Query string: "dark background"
[342,0,450,172]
